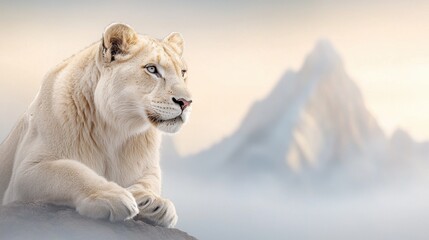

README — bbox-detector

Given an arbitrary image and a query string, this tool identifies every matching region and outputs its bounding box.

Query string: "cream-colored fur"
[0,23,192,227]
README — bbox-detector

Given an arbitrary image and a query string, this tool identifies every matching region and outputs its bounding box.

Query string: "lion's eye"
[181,69,187,78]
[146,66,158,74]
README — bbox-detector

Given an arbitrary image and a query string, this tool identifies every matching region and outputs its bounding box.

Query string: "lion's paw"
[134,194,178,228]
[76,183,139,222]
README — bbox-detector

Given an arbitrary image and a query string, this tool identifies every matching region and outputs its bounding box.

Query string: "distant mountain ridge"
[162,40,428,184]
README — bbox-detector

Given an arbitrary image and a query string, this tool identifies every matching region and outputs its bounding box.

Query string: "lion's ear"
[164,32,184,56]
[102,23,138,62]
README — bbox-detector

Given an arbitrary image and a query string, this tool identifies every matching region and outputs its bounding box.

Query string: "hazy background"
[1,0,429,154]
[1,0,429,239]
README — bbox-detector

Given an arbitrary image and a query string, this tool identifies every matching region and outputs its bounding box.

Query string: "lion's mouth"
[147,112,183,126]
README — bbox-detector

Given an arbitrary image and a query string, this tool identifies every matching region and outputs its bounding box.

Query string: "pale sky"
[0,0,428,155]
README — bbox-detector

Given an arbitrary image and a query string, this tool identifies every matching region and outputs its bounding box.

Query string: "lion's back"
[0,116,28,203]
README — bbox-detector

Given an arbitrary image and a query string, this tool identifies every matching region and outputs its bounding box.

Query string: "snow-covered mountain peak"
[301,39,343,75]
[167,40,427,183]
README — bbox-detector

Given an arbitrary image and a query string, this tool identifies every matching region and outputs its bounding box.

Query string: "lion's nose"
[172,97,192,110]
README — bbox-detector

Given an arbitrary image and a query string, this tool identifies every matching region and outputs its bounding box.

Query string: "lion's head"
[94,23,192,134]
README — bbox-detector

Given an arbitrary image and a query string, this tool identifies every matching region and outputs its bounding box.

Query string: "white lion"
[0,23,192,227]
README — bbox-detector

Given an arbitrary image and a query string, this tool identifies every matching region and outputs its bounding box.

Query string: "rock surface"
[0,202,197,240]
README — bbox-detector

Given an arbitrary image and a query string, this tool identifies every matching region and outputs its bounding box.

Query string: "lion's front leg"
[127,179,178,228]
[6,159,139,222]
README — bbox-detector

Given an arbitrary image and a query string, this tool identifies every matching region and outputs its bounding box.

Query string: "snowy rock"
[0,202,197,240]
